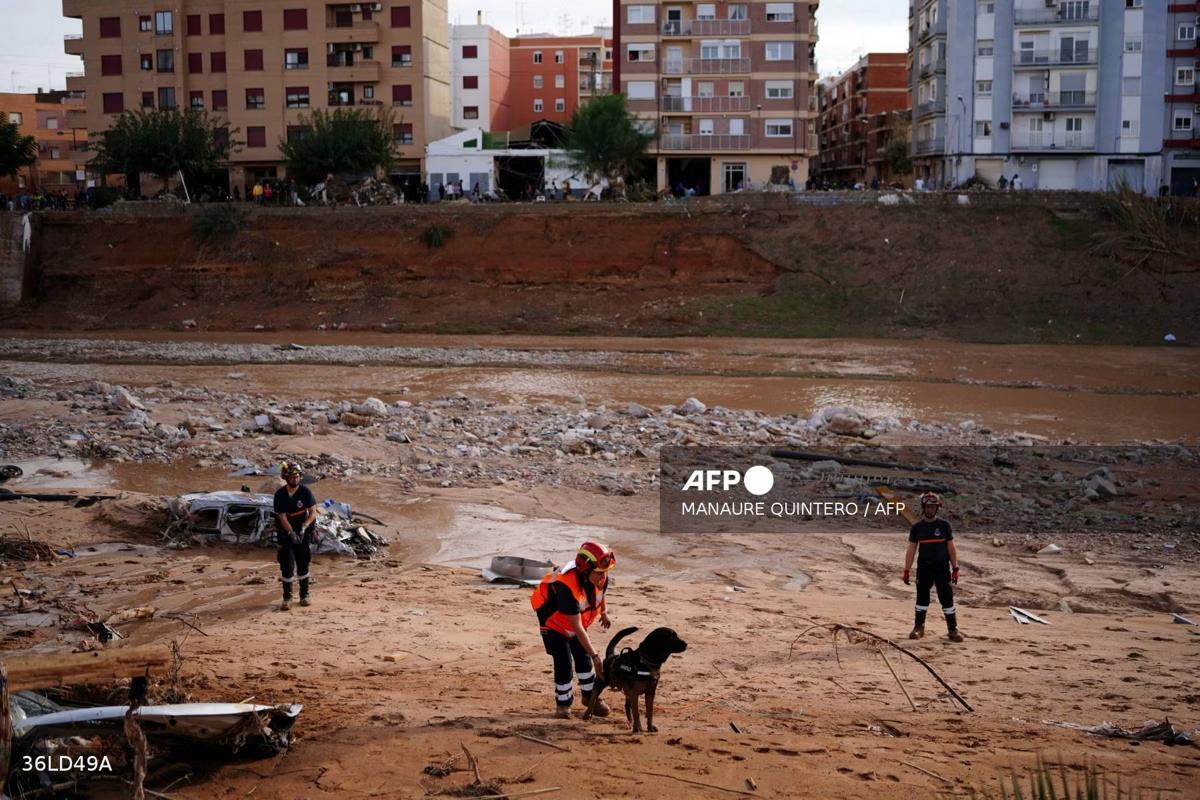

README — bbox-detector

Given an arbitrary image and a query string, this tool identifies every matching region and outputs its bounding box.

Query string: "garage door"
[976,159,1003,187]
[1037,160,1076,190]
[1108,160,1145,193]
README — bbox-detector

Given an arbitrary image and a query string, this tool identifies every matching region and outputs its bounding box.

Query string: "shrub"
[420,224,453,248]
[192,203,243,246]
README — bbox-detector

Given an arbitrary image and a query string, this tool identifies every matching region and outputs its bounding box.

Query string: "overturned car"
[165,491,387,558]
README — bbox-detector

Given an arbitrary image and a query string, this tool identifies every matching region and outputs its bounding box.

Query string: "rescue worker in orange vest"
[903,492,964,642]
[531,541,615,718]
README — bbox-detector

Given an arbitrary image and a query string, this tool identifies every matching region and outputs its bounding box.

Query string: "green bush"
[420,224,453,248]
[192,203,244,246]
[955,756,1159,800]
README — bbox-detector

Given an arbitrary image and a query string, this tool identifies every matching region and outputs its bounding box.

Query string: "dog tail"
[606,626,638,659]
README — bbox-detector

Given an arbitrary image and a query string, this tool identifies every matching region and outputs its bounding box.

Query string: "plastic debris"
[1037,543,1062,555]
[1009,606,1050,625]
[1172,613,1196,625]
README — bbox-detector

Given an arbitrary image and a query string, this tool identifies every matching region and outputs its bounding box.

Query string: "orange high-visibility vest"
[531,566,606,637]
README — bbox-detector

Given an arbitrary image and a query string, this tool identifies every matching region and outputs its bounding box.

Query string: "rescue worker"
[531,541,615,718]
[273,462,315,611]
[903,492,963,642]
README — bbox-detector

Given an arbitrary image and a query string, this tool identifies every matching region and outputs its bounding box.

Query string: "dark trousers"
[915,561,956,630]
[277,527,312,599]
[541,629,596,708]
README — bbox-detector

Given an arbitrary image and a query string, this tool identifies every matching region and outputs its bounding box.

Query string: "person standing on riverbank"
[903,493,963,642]
[274,462,316,611]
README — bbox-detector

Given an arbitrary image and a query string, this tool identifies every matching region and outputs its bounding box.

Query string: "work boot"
[589,698,611,718]
[299,578,310,606]
[947,629,964,643]
[279,598,290,611]
[280,581,292,612]
[908,625,924,640]
[553,705,571,719]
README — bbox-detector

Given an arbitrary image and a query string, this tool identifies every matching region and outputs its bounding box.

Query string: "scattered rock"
[1086,474,1118,498]
[991,536,1005,547]
[624,402,652,418]
[559,431,594,455]
[679,397,707,415]
[270,414,299,435]
[354,397,389,417]
[340,411,373,428]
[108,386,145,412]
[122,409,150,429]
[1037,543,1062,555]
[182,319,197,329]
[826,412,868,438]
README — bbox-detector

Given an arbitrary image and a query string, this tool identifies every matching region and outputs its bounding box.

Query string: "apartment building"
[62,0,451,192]
[0,91,90,195]
[909,0,1182,192]
[449,25,613,132]
[815,53,909,186]
[616,0,819,195]
[1164,1,1200,194]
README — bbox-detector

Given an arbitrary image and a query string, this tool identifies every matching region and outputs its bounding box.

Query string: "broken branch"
[878,649,917,712]
[898,759,952,785]
[514,733,570,752]
[639,770,759,797]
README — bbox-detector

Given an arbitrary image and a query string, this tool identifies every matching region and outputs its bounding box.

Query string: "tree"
[278,107,395,183]
[89,108,237,194]
[0,118,37,181]
[565,93,654,184]
[884,136,913,177]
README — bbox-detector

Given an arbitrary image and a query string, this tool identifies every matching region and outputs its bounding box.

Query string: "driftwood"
[898,758,952,784]
[2,646,171,691]
[793,624,973,713]
[514,733,570,752]
[639,770,759,797]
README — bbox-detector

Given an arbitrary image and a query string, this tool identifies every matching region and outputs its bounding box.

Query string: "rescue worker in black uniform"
[273,461,315,611]
[903,492,964,642]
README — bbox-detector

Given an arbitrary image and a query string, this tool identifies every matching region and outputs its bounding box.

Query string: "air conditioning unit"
[1194,103,1200,113]
[1043,112,1056,121]
[371,2,383,10]
[350,4,362,11]
[352,43,363,51]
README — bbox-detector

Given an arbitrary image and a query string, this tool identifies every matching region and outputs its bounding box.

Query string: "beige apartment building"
[62,0,451,192]
[616,0,819,194]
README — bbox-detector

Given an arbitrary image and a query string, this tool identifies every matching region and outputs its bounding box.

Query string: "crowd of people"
[0,188,91,211]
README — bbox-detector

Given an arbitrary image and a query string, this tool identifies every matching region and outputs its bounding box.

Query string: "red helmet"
[575,541,616,573]
[920,492,942,508]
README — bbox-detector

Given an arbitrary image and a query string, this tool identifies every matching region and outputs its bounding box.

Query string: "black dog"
[584,626,688,733]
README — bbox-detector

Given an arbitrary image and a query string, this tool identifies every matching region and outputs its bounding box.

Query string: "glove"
[902,568,910,585]
[952,567,960,585]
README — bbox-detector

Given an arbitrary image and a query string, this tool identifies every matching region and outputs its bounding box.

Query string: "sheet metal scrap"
[1043,718,1195,747]
[164,491,387,558]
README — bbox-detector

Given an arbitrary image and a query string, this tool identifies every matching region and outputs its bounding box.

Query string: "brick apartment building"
[616,0,820,195]
[0,90,90,195]
[62,0,452,192]
[814,53,909,186]
[449,23,613,132]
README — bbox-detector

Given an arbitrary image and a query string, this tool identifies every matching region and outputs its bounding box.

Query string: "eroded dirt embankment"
[11,202,1200,343]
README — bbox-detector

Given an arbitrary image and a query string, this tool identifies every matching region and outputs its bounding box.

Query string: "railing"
[658,134,751,151]
[682,57,752,75]
[1012,91,1096,108]
[916,18,946,42]
[918,58,945,77]
[1012,131,1095,149]
[915,98,945,116]
[1015,48,1096,66]
[662,95,752,112]
[687,19,751,36]
[913,137,945,154]
[65,71,84,79]
[1014,5,1099,25]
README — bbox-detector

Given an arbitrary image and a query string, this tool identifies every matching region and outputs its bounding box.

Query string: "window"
[139,16,152,32]
[155,11,173,35]
[393,123,414,145]
[626,43,655,62]
[626,5,654,23]
[246,88,265,109]
[1180,25,1196,42]
[766,42,794,61]
[1121,119,1138,137]
[701,40,720,59]
[1175,114,1192,131]
[698,118,715,135]
[697,81,714,97]
[977,39,994,56]
[1122,77,1140,96]
[533,75,544,88]
[766,118,793,137]
[462,44,478,58]
[555,51,564,64]
[1124,36,1142,52]
[285,48,308,69]
[977,1,995,13]
[247,126,266,148]
[393,45,412,66]
[555,98,565,112]
[976,80,992,95]
[140,54,152,70]
[463,105,479,119]
[697,4,716,20]
[245,49,264,71]
[156,49,174,72]
[210,14,225,35]
[286,86,309,108]
[534,98,544,112]
[6,112,20,124]
[392,84,413,106]
[1177,67,1195,86]
[141,91,154,108]
[391,6,411,27]
[243,10,262,32]
[1126,0,1142,7]
[189,90,204,109]
[99,16,121,37]
[102,92,123,114]
[974,120,992,137]
[555,74,565,88]
[764,80,793,99]
[463,75,479,89]
[158,87,176,109]
[729,118,745,135]
[363,85,374,99]
[627,81,655,99]
[728,80,744,97]
[728,4,747,20]
[211,51,227,72]
[283,9,308,30]
[212,89,228,110]
[186,14,201,36]
[101,54,122,75]
[766,3,794,22]
[533,51,543,64]
[287,125,310,144]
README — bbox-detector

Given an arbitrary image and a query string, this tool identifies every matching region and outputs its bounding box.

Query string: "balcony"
[662,95,752,113]
[1014,48,1096,67]
[918,58,945,77]
[1012,131,1096,150]
[64,34,84,56]
[63,0,83,19]
[1012,91,1096,109]
[658,134,751,151]
[677,19,751,37]
[1014,5,1099,25]
[913,137,944,154]
[916,18,946,43]
[65,72,85,91]
[326,60,381,83]
[665,57,751,75]
[325,20,381,44]
[915,98,945,117]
